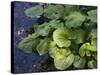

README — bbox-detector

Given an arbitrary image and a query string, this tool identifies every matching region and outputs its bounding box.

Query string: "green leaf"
[34,23,51,36]
[74,29,85,44]
[48,41,59,58]
[18,33,40,53]
[74,55,80,61]
[34,20,64,34]
[92,52,97,60]
[49,20,64,29]
[25,5,43,17]
[65,11,86,28]
[87,44,96,52]
[49,41,71,58]
[44,5,64,19]
[79,40,97,57]
[55,48,71,58]
[86,50,91,57]
[79,43,89,57]
[36,38,51,55]
[20,5,97,70]
[88,9,97,23]
[88,39,97,52]
[88,60,97,68]
[31,38,40,49]
[53,28,71,47]
[54,54,74,70]
[89,29,97,39]
[38,26,51,36]
[64,5,79,15]
[73,56,86,68]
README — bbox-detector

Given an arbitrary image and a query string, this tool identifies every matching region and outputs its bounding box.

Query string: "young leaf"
[48,41,59,58]
[87,39,97,52]
[55,48,71,59]
[49,41,71,58]
[79,41,97,57]
[86,50,91,57]
[54,54,74,70]
[53,28,71,47]
[79,43,89,57]
[87,44,96,52]
[25,5,43,17]
[65,11,86,28]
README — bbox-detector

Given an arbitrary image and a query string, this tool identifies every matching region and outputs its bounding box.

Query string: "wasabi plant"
[18,4,97,70]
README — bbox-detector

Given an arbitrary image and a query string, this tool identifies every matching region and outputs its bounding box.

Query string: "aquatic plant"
[18,4,97,70]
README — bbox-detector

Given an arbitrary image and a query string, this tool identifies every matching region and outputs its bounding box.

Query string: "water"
[13,2,49,73]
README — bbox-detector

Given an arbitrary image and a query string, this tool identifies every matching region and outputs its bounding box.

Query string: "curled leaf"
[79,41,97,57]
[86,50,91,57]
[79,43,89,57]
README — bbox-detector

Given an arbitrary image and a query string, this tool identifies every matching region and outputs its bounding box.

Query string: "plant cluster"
[18,4,97,70]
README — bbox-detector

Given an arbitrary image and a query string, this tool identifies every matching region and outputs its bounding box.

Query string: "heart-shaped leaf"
[54,54,74,70]
[53,28,71,47]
